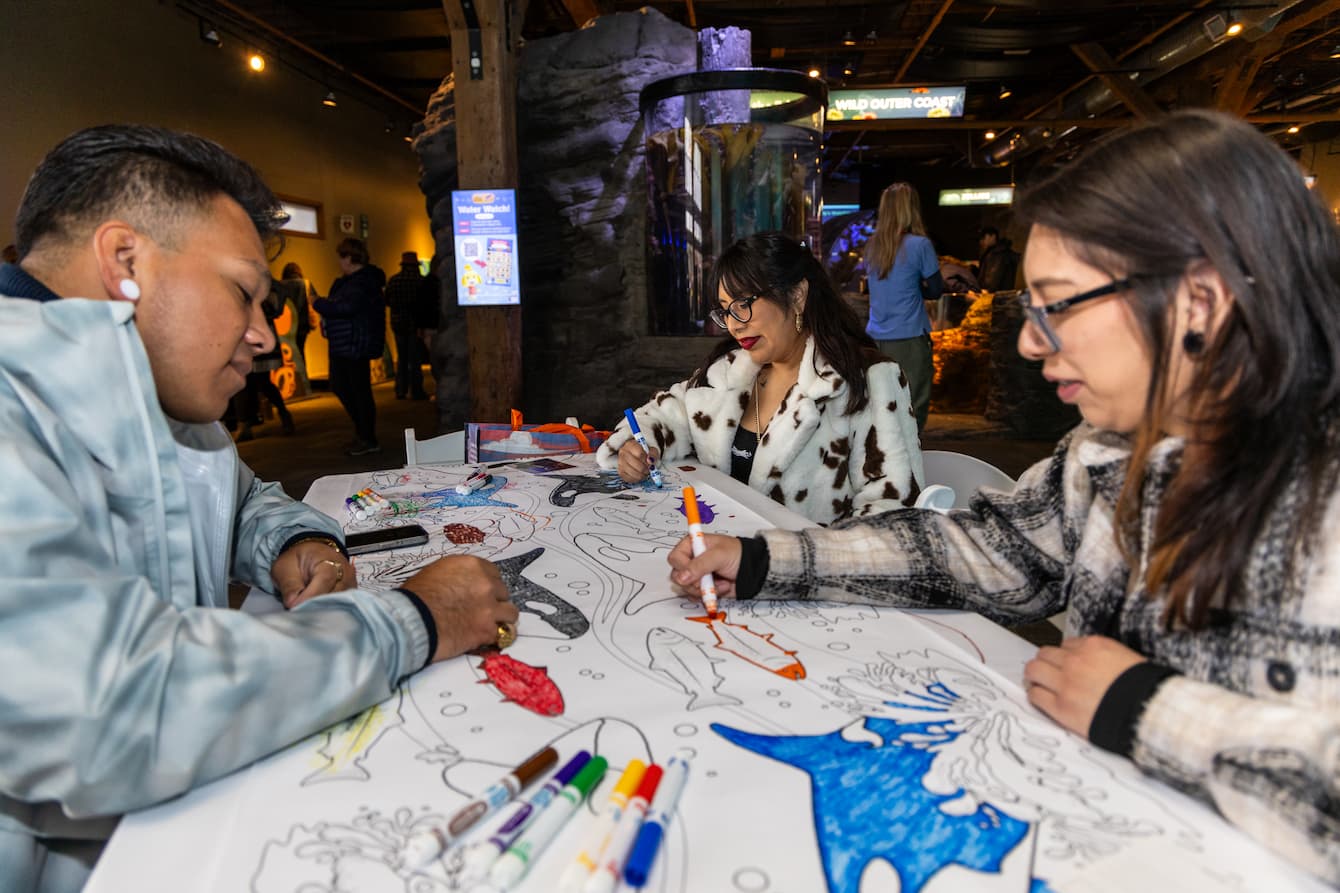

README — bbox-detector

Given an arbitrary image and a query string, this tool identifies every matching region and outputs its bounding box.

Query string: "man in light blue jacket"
[0,125,519,892]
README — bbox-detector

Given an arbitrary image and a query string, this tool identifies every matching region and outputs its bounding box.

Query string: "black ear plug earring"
[1182,330,1205,356]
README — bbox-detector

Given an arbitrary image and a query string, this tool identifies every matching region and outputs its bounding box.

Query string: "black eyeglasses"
[1017,279,1132,353]
[708,295,761,329]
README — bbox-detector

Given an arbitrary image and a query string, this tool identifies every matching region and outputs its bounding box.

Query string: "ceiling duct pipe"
[982,0,1305,166]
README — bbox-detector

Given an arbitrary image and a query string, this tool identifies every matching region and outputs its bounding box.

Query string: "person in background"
[1,244,17,265]
[234,281,295,441]
[976,225,1021,293]
[314,237,385,456]
[0,124,517,893]
[864,182,940,430]
[599,231,923,526]
[668,110,1340,884]
[276,261,313,369]
[385,250,429,400]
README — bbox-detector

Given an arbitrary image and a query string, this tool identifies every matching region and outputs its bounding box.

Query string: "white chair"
[914,450,1015,512]
[404,428,465,466]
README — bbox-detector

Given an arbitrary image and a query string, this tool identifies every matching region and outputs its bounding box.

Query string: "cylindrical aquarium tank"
[640,69,827,335]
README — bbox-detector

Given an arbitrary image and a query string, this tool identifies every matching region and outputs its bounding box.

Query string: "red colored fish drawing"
[477,651,565,716]
[687,611,806,680]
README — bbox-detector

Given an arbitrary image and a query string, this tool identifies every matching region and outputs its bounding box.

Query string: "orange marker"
[682,486,719,614]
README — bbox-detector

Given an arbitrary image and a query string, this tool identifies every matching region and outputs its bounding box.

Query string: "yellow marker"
[556,760,647,893]
[682,487,719,614]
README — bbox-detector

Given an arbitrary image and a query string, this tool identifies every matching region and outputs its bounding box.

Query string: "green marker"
[489,755,609,889]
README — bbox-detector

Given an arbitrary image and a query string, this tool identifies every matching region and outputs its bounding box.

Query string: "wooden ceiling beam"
[894,0,955,83]
[1069,42,1162,119]
[1214,33,1283,116]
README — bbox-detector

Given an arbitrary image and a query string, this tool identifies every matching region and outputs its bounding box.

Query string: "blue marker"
[622,409,664,488]
[460,750,592,882]
[623,750,691,887]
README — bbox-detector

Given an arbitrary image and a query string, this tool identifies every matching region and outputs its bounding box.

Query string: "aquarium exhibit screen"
[826,86,965,122]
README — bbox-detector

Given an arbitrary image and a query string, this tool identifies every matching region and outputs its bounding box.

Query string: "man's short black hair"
[978,225,1000,239]
[14,124,285,259]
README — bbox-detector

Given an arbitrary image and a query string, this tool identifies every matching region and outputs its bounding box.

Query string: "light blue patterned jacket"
[0,296,430,892]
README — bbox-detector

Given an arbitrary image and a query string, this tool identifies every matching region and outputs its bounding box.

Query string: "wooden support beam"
[894,0,955,83]
[1069,42,1163,119]
[1214,34,1282,115]
[444,0,525,422]
[559,0,600,28]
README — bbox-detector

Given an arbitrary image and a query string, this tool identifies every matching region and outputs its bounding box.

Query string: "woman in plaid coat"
[668,110,1340,883]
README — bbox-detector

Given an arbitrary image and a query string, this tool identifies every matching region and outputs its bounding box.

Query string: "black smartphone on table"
[344,524,430,556]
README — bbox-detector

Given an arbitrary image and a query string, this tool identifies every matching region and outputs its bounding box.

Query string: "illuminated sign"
[938,186,1015,207]
[826,86,965,121]
[451,188,521,306]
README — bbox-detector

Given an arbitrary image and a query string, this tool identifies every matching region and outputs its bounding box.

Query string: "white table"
[88,455,1324,893]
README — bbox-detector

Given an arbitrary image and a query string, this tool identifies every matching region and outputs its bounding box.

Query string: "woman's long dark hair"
[1017,109,1340,628]
[691,231,886,414]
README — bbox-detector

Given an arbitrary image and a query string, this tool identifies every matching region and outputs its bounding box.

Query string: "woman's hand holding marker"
[621,410,664,488]
[680,487,718,614]
[668,532,743,600]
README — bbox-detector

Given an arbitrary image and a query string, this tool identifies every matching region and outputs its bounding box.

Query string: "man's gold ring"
[495,622,517,650]
[319,558,344,584]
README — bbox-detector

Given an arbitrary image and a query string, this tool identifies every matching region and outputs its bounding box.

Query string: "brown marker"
[403,745,559,868]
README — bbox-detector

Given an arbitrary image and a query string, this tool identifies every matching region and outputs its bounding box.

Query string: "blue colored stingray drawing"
[714,648,1190,893]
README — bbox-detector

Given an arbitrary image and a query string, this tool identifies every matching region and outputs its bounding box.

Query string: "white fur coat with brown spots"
[597,338,924,525]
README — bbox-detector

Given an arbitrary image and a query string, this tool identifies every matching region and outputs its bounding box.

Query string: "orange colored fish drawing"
[477,652,566,716]
[687,611,806,680]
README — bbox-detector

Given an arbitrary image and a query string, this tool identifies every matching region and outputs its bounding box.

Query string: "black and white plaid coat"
[755,423,1340,883]
[597,338,924,525]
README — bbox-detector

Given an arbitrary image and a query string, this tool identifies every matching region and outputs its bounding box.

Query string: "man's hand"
[1023,636,1146,738]
[616,440,658,484]
[272,540,357,608]
[404,555,518,662]
[668,533,743,600]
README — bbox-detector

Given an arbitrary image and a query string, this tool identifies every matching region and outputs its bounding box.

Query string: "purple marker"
[460,750,592,882]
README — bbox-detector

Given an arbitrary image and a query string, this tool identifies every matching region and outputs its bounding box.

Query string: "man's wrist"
[280,531,350,559]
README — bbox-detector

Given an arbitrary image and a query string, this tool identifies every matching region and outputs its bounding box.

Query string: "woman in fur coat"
[597,231,924,525]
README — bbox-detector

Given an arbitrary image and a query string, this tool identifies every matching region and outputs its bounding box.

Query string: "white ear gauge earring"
[118,279,140,301]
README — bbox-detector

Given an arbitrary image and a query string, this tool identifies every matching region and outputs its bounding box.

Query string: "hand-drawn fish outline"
[646,626,742,711]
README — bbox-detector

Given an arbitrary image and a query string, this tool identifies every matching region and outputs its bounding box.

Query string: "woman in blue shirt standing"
[864,182,943,429]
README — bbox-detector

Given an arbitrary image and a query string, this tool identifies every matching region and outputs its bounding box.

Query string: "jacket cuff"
[280,530,350,559]
[394,587,438,670]
[734,536,770,599]
[1089,661,1180,758]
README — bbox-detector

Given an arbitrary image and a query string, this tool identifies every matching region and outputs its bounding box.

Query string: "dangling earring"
[795,309,803,333]
[1182,330,1205,356]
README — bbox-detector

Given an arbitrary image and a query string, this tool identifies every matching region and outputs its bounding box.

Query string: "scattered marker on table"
[402,745,558,869]
[490,755,609,890]
[455,474,493,496]
[461,750,593,883]
[624,750,691,888]
[681,486,719,615]
[623,409,664,488]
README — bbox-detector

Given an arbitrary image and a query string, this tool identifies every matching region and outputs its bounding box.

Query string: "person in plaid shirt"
[669,110,1340,884]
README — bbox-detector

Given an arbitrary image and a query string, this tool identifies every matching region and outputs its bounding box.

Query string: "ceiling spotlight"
[808,66,821,78]
[1287,125,1300,134]
[1202,13,1228,42]
[247,52,265,72]
[199,19,222,47]
[842,31,856,47]
[998,85,1012,100]
[1226,20,1244,37]
[322,91,337,108]
[865,30,878,44]
[842,64,854,77]
[1330,44,1340,59]
[984,130,997,141]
